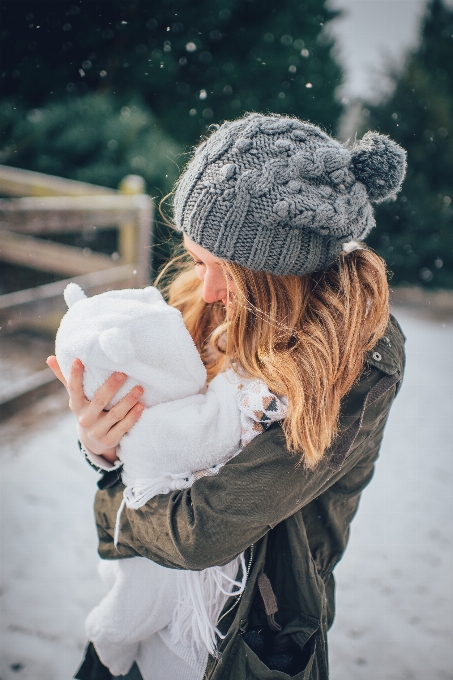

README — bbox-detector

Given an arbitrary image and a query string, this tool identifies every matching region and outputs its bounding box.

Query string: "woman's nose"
[201,267,227,303]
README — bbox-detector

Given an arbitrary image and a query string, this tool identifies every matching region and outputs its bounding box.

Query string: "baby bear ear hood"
[55,283,207,409]
[64,282,87,308]
[99,327,135,365]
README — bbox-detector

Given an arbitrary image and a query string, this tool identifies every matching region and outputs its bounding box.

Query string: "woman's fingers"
[89,386,144,439]
[77,371,128,428]
[78,386,144,454]
[47,355,145,452]
[100,402,144,449]
[47,356,89,415]
[46,355,67,388]
[66,359,89,414]
[105,386,144,425]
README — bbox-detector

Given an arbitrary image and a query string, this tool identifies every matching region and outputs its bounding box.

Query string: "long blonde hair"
[157,245,389,469]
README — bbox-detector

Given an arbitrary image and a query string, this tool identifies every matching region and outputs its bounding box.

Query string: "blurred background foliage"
[0,0,343,276]
[0,95,179,192]
[0,0,452,286]
[0,0,342,147]
[363,0,453,288]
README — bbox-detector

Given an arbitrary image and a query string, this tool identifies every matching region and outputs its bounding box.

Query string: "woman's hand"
[46,356,144,463]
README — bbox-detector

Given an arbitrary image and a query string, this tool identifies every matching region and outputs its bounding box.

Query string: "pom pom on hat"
[350,132,407,203]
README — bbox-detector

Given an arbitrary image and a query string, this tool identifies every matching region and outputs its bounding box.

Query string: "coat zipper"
[216,543,255,627]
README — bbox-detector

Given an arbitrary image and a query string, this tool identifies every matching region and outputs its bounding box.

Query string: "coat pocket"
[240,635,316,679]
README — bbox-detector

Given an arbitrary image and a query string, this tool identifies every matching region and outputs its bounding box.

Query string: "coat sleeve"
[94,360,400,570]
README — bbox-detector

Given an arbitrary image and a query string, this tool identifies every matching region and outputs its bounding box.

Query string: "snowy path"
[329,308,453,679]
[0,394,106,679]
[0,306,452,680]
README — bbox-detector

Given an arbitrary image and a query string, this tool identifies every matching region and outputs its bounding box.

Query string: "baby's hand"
[46,356,144,461]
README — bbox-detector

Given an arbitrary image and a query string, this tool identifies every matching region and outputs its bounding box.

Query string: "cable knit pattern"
[174,113,407,275]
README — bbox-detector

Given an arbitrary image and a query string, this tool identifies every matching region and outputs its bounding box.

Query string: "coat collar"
[365,314,406,376]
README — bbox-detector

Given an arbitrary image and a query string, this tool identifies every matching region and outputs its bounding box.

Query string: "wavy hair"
[157,246,389,469]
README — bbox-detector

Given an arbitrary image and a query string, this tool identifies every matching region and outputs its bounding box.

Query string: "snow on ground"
[0,393,107,680]
[329,307,453,680]
[0,305,452,680]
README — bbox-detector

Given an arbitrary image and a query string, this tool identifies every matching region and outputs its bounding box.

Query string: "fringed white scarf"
[114,470,246,659]
[169,553,247,659]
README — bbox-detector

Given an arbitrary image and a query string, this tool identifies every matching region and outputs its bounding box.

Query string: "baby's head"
[55,283,206,408]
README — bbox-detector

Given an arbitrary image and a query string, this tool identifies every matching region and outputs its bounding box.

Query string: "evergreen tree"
[363,0,453,288]
[1,0,343,148]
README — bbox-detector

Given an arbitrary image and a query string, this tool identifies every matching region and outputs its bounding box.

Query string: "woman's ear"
[98,327,136,364]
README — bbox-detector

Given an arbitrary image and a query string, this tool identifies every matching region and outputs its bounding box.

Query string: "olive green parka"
[85,315,405,680]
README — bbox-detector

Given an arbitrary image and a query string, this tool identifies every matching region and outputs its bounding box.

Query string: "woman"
[48,113,406,679]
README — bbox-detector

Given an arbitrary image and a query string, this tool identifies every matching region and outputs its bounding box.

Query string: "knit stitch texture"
[174,113,407,275]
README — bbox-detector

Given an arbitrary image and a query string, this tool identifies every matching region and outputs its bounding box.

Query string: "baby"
[55,283,286,676]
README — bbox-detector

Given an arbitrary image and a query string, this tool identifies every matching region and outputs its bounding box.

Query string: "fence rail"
[0,194,151,233]
[0,264,137,335]
[0,231,115,276]
[0,163,118,198]
[0,165,154,420]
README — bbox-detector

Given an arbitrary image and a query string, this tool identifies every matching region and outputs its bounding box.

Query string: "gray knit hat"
[174,113,406,275]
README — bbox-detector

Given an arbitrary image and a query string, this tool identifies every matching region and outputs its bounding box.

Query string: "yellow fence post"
[117,175,152,286]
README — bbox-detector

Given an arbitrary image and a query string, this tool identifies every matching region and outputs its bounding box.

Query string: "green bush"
[0,93,180,197]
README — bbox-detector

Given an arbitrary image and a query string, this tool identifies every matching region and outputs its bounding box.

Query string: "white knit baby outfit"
[55,284,286,678]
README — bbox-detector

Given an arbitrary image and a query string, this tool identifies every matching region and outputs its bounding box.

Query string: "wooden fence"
[0,164,154,419]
